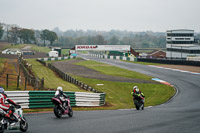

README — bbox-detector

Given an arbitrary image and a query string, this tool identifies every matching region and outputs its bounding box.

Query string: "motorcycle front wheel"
[20,117,28,132]
[68,108,73,117]
[0,124,5,133]
[54,105,62,118]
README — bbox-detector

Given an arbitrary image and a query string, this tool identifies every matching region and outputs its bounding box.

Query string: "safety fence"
[19,55,44,90]
[90,54,138,61]
[37,56,76,62]
[6,91,106,109]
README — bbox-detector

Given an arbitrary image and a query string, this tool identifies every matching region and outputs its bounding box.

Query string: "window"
[167,48,200,53]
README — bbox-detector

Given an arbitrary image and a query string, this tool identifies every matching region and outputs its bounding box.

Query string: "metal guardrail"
[90,54,138,61]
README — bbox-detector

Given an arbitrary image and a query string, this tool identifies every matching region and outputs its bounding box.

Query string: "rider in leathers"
[0,87,20,122]
[54,86,68,109]
[131,86,145,103]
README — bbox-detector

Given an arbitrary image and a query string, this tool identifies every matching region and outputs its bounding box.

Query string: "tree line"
[54,29,166,48]
[1,23,199,49]
[0,23,58,47]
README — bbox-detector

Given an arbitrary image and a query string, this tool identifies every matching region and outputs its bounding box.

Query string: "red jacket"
[0,93,17,111]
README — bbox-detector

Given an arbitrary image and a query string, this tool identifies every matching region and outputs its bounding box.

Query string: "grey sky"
[0,0,200,32]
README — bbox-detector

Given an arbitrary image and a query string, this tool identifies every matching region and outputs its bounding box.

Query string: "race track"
[21,54,200,133]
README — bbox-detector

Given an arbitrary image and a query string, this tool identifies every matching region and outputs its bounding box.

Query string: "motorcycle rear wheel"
[54,105,62,118]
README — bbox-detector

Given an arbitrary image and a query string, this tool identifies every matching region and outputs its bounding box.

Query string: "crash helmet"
[57,86,63,91]
[133,86,139,93]
[0,87,4,94]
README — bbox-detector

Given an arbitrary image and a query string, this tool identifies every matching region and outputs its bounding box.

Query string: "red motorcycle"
[51,96,73,118]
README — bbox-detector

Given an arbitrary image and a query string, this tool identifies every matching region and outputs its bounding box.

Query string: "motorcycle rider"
[131,86,145,103]
[54,86,69,109]
[0,87,20,122]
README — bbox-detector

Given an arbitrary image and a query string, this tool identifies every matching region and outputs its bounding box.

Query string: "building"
[166,29,200,59]
[147,50,166,59]
[2,48,22,55]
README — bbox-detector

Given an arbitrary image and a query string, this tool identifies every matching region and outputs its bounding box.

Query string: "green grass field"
[2,44,26,50]
[30,45,51,53]
[75,60,151,80]
[26,59,86,92]
[0,58,5,73]
[72,60,175,109]
[26,58,175,110]
[73,76,174,109]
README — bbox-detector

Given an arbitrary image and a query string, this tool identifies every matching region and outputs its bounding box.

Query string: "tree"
[47,31,58,46]
[40,29,49,46]
[0,25,3,40]
[9,26,20,43]
[19,28,35,44]
[40,29,58,46]
[95,35,105,45]
[109,36,119,45]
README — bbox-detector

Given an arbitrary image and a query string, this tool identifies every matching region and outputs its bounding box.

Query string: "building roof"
[167,29,194,32]
[148,50,166,55]
[171,44,200,47]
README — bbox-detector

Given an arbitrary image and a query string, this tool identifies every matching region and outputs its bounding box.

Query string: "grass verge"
[0,58,5,73]
[30,45,51,53]
[73,76,175,110]
[26,59,86,92]
[24,58,175,112]
[75,60,152,80]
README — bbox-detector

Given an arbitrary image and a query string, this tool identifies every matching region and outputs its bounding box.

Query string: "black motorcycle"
[134,95,145,110]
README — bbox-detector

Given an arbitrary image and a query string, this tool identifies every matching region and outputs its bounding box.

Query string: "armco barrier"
[137,58,200,66]
[90,54,137,61]
[6,91,105,108]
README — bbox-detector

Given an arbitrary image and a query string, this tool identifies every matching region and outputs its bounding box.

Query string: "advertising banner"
[75,45,130,51]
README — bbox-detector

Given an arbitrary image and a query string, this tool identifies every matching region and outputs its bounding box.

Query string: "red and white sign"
[76,45,130,51]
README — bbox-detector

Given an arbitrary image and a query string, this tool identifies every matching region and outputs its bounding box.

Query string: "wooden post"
[6,74,9,89]
[24,77,27,90]
[17,75,19,88]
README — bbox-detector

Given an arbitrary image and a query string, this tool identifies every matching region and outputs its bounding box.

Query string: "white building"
[2,48,22,55]
[166,29,200,59]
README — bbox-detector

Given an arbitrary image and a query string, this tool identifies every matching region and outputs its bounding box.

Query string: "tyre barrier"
[5,91,106,109]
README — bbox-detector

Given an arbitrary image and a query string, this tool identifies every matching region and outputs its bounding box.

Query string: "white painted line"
[97,84,104,86]
[148,65,200,75]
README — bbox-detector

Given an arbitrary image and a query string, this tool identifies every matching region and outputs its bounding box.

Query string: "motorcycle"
[134,95,145,110]
[51,96,73,118]
[0,106,28,133]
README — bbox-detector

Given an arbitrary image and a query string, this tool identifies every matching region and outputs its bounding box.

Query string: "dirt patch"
[53,58,157,83]
[0,59,34,90]
[158,65,200,73]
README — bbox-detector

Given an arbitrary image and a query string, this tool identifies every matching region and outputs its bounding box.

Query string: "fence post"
[6,74,9,89]
[41,77,44,90]
[17,75,19,88]
[24,77,27,90]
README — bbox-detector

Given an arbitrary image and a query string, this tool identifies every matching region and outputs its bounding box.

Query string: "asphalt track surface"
[11,54,200,133]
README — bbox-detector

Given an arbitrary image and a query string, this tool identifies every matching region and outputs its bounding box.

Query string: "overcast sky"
[0,0,200,32]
